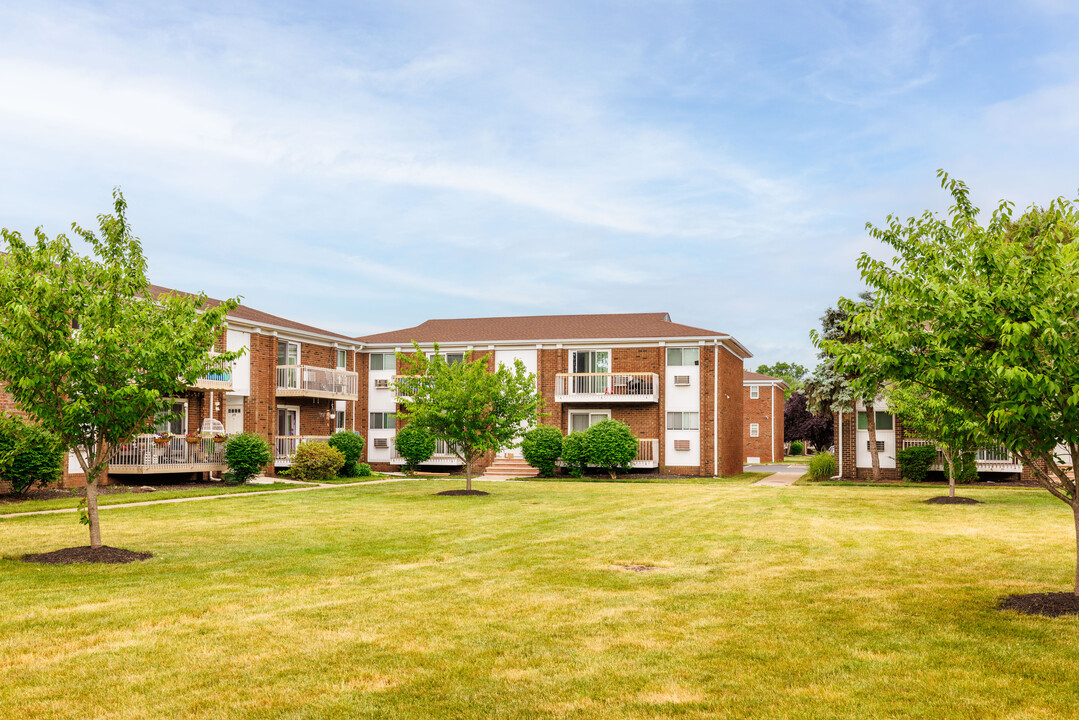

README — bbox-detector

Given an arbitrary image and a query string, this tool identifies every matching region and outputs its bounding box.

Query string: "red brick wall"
[743,384,783,463]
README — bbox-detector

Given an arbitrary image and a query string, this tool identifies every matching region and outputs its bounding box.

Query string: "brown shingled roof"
[743,370,789,388]
[357,312,745,348]
[149,285,353,341]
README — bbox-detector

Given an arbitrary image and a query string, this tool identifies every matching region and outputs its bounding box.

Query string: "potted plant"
[153,432,172,447]
[213,433,228,445]
[185,432,201,444]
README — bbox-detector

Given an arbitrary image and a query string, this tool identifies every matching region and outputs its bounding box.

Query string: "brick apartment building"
[742,370,787,464]
[356,313,750,477]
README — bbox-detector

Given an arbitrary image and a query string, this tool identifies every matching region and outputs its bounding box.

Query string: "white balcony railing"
[276,365,359,400]
[190,354,233,391]
[902,439,1023,472]
[554,373,659,403]
[274,435,333,466]
[391,438,462,466]
[109,434,226,474]
[632,438,659,468]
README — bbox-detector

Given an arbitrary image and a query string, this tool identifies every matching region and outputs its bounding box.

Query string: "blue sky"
[2,1,1078,369]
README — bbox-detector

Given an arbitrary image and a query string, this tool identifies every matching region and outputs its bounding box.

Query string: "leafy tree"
[394,342,539,491]
[395,423,435,475]
[887,383,986,498]
[825,171,1079,593]
[0,413,64,494]
[756,361,808,397]
[520,425,563,477]
[224,433,272,485]
[808,293,886,481]
[0,192,239,548]
[585,419,637,479]
[783,391,833,451]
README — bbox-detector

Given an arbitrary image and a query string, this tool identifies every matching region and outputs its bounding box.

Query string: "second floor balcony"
[276,365,359,400]
[554,373,659,403]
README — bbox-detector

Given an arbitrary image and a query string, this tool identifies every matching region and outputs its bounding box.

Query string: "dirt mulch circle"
[925,496,982,505]
[22,546,153,565]
[435,489,490,496]
[999,592,1079,618]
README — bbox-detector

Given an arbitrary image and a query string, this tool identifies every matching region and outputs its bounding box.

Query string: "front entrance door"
[225,398,244,434]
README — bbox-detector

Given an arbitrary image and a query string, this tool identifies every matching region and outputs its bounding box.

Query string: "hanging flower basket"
[213,433,229,445]
[185,434,202,444]
[153,433,172,447]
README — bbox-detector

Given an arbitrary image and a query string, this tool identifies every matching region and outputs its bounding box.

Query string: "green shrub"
[223,432,272,485]
[807,452,837,481]
[790,440,804,456]
[521,426,563,477]
[896,445,938,482]
[356,462,373,477]
[290,442,345,482]
[329,431,365,477]
[584,419,637,479]
[560,432,590,478]
[0,413,64,494]
[395,424,435,475]
[943,451,978,484]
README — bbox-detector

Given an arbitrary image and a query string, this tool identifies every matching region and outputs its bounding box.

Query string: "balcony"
[554,373,659,403]
[274,435,333,466]
[276,365,359,400]
[109,435,226,474]
[390,438,463,466]
[190,355,233,392]
[902,439,1024,473]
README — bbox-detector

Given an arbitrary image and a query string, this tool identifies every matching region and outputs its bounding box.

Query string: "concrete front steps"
[479,455,540,480]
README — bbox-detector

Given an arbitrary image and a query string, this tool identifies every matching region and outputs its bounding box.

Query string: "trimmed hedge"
[560,432,590,478]
[329,431,365,477]
[790,440,804,456]
[290,442,345,482]
[896,445,937,482]
[223,432,272,485]
[395,424,435,475]
[585,419,637,478]
[521,426,563,477]
[0,413,64,494]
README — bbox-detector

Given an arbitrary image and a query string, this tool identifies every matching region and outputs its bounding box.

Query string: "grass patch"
[783,455,814,465]
[2,481,1077,718]
[0,482,296,515]
[519,471,771,485]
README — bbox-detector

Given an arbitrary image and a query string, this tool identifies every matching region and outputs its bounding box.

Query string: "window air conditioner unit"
[673,375,691,386]
[374,379,390,389]
[373,438,389,449]
[674,439,691,452]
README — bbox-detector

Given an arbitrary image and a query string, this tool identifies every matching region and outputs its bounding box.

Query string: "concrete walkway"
[0,476,424,519]
[745,464,805,487]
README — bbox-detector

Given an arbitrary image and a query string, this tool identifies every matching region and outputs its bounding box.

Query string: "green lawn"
[2,480,1077,719]
[0,482,297,515]
[523,471,771,484]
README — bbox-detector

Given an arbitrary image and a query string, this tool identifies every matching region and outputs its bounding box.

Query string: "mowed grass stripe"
[1,481,1076,719]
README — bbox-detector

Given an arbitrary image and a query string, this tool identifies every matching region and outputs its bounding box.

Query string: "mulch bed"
[0,482,223,506]
[999,592,1079,618]
[925,496,982,505]
[436,489,490,496]
[22,546,153,565]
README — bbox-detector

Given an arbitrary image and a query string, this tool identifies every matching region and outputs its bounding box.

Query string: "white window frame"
[370,353,395,371]
[666,411,700,431]
[666,347,700,367]
[336,349,347,369]
[277,340,300,366]
[569,349,611,373]
[568,409,611,434]
[749,423,760,438]
[370,411,396,430]
[749,385,759,399]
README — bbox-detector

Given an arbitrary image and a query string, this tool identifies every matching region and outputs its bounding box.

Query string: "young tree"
[887,383,985,499]
[0,192,239,549]
[756,361,808,397]
[394,343,540,491]
[808,293,886,480]
[783,391,834,451]
[826,171,1079,593]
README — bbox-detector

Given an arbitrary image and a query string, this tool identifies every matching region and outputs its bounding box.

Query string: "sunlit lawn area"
[2,480,1078,719]
[0,482,297,515]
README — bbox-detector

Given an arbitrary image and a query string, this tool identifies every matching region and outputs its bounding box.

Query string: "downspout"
[831,412,843,479]
[713,340,719,477]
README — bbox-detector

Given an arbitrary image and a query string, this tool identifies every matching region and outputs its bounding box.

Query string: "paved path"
[0,477,423,519]
[745,464,805,487]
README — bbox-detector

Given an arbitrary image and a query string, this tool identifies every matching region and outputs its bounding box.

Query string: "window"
[571,350,610,373]
[336,349,347,369]
[277,340,300,366]
[336,410,346,431]
[749,385,759,399]
[370,353,395,371]
[569,410,610,433]
[154,401,187,435]
[856,411,894,431]
[749,423,759,438]
[370,412,396,430]
[666,347,700,367]
[666,412,700,431]
[446,353,465,366]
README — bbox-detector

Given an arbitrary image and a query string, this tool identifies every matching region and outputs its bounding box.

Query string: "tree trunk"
[943,449,956,498]
[465,457,472,492]
[85,476,102,549]
[866,404,881,482]
[1073,501,1079,596]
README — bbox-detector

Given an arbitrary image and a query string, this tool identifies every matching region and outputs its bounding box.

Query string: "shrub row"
[522,420,638,479]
